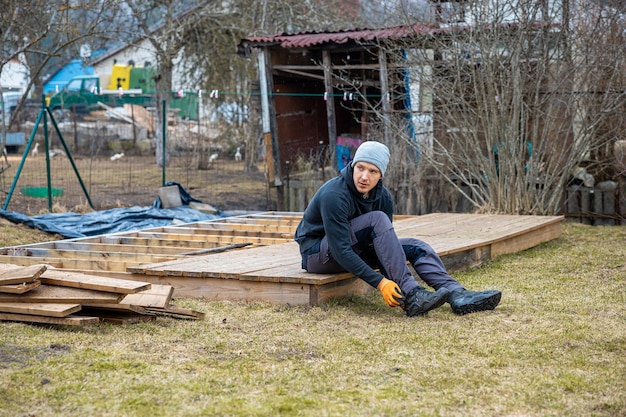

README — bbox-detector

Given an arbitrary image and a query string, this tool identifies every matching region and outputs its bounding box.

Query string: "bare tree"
[1,0,129,149]
[177,0,363,172]
[123,0,194,167]
[361,0,625,215]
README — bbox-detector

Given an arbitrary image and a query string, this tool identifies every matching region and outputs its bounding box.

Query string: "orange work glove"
[377,278,404,307]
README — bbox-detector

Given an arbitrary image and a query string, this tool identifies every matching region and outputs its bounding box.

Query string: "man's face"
[352,161,382,196]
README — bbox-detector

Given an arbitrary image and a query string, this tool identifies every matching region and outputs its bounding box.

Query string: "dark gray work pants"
[305,211,464,294]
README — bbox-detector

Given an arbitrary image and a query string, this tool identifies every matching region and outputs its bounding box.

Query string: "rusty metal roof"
[244,24,450,49]
[242,22,556,50]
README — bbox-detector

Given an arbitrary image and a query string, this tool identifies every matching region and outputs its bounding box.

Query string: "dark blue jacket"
[294,165,394,287]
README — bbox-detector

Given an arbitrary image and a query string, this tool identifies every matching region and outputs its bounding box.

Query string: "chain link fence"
[1,98,269,216]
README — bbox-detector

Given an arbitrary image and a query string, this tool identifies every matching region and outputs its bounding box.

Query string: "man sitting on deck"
[294,141,502,316]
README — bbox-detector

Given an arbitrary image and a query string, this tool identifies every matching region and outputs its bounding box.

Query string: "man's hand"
[377,278,404,307]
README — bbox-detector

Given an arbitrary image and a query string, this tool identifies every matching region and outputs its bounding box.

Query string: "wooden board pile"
[0,263,204,326]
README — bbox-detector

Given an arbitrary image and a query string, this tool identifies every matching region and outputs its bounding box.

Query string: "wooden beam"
[137,275,312,305]
[24,248,174,264]
[177,242,252,256]
[490,221,563,257]
[120,284,174,309]
[0,256,144,272]
[323,50,338,159]
[378,48,392,144]
[0,281,41,294]
[0,264,47,285]
[0,313,100,326]
[39,269,151,294]
[258,47,283,193]
[87,303,148,314]
[0,302,81,317]
[275,68,325,81]
[49,241,194,256]
[146,305,205,319]
[79,310,156,325]
[0,285,122,304]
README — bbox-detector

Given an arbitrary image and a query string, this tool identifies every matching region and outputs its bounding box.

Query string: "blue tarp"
[0,182,228,239]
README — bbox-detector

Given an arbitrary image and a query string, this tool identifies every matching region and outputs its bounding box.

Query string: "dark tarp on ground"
[0,182,228,239]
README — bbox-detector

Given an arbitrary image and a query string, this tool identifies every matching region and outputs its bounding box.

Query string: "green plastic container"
[20,186,64,198]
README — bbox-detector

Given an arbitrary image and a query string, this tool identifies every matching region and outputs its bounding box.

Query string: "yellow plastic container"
[107,64,132,90]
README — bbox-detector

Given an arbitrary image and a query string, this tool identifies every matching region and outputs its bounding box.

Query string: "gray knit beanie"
[351,141,390,176]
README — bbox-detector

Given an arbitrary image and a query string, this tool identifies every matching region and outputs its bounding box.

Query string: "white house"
[90,38,193,94]
[0,57,30,94]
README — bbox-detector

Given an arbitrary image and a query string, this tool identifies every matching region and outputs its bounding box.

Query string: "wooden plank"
[0,302,81,317]
[25,247,174,263]
[87,303,148,314]
[239,263,354,285]
[0,281,41,294]
[128,241,301,277]
[132,231,286,246]
[78,310,156,325]
[101,236,228,249]
[0,264,47,285]
[32,269,159,282]
[124,103,154,131]
[311,277,374,305]
[394,213,505,237]
[0,256,141,272]
[177,242,253,256]
[141,275,311,305]
[0,285,122,304]
[0,257,63,268]
[49,241,197,256]
[395,214,563,255]
[161,224,296,235]
[123,231,265,244]
[39,269,151,294]
[221,212,303,221]
[146,305,206,319]
[97,101,135,123]
[120,284,174,308]
[440,246,491,272]
[187,221,296,232]
[490,221,563,257]
[0,312,100,326]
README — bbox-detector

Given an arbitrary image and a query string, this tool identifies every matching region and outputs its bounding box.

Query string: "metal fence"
[1,100,268,216]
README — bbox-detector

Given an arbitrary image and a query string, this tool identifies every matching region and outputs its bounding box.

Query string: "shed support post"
[323,50,337,170]
[378,48,392,144]
[258,47,284,209]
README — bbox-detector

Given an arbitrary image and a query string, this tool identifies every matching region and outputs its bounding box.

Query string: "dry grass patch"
[0,217,62,247]
[0,222,624,416]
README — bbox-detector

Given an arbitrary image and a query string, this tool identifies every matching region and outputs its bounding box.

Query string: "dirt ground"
[0,152,274,216]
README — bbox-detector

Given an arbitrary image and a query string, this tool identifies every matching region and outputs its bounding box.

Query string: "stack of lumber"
[0,263,204,326]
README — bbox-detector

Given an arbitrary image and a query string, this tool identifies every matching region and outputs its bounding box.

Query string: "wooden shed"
[237,24,572,214]
[238,25,444,205]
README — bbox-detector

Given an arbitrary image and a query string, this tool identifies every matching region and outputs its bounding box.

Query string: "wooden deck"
[0,212,564,305]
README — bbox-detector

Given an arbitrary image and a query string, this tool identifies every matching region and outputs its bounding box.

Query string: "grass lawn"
[0,221,624,416]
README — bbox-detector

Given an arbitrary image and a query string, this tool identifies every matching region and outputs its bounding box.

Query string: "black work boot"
[448,289,502,315]
[402,286,450,317]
